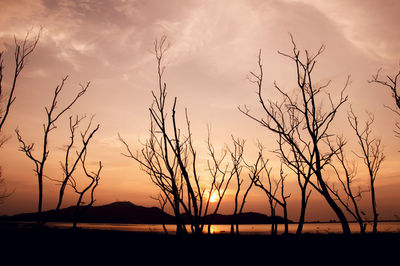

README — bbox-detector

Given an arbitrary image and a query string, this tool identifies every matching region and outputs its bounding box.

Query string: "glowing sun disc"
[209,191,219,203]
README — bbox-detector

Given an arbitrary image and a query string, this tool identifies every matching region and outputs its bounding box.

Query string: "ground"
[0,222,398,264]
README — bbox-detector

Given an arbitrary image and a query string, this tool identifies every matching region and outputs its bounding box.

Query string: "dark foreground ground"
[1,223,399,264]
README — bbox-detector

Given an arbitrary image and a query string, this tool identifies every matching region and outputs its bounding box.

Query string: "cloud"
[1,0,400,219]
[22,67,48,78]
[291,0,400,64]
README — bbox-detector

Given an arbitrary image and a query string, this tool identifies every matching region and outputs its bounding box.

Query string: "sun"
[209,191,219,203]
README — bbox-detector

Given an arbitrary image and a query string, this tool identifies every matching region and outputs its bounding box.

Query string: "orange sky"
[0,0,399,222]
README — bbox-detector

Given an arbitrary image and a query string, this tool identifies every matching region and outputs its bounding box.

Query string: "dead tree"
[278,166,290,234]
[0,30,40,134]
[55,115,99,211]
[69,150,102,229]
[119,36,232,235]
[152,194,169,234]
[204,133,234,234]
[327,110,384,233]
[53,114,100,228]
[134,35,185,235]
[230,137,245,234]
[16,76,88,226]
[228,137,257,235]
[348,110,384,233]
[369,67,400,138]
[251,157,290,235]
[277,136,312,234]
[255,165,278,235]
[240,35,351,234]
[328,136,367,233]
[0,30,40,202]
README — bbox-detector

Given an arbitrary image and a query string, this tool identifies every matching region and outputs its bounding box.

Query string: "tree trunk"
[230,214,237,235]
[322,189,350,234]
[371,183,378,233]
[73,194,84,229]
[296,194,307,234]
[283,204,289,234]
[56,182,68,211]
[316,170,351,234]
[314,145,351,234]
[173,208,186,235]
[37,176,43,227]
[358,221,366,234]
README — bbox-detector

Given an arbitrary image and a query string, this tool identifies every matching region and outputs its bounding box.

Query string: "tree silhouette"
[250,153,290,235]
[55,115,99,212]
[368,64,399,232]
[240,35,351,234]
[204,131,235,234]
[327,109,384,233]
[151,193,169,234]
[0,30,40,203]
[348,110,384,233]
[0,30,40,133]
[228,137,256,235]
[119,36,233,235]
[48,114,101,228]
[277,137,312,234]
[70,149,102,229]
[328,135,367,233]
[16,76,90,226]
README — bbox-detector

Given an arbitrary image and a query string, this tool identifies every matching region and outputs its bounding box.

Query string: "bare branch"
[16,76,90,226]
[241,34,351,234]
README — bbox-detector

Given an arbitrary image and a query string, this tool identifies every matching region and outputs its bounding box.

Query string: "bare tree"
[369,67,400,138]
[204,133,234,234]
[277,136,312,234]
[328,135,367,233]
[277,166,290,234]
[69,150,102,229]
[0,30,40,133]
[16,76,88,226]
[119,36,233,235]
[0,30,40,202]
[49,114,100,228]
[120,36,186,235]
[55,115,99,211]
[228,137,256,235]
[348,110,384,233]
[251,157,290,235]
[151,193,169,234]
[240,35,351,234]
[327,109,384,234]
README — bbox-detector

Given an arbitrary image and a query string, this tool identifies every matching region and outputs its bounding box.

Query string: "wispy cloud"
[1,0,399,218]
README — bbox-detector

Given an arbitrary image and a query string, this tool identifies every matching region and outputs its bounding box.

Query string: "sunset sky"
[0,0,399,222]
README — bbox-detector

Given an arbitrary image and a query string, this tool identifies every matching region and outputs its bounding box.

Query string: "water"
[45,221,400,235]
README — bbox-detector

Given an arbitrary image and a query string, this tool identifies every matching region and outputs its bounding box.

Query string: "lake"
[45,221,400,234]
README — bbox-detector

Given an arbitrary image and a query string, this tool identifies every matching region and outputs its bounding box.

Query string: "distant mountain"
[10,201,174,224]
[7,201,291,224]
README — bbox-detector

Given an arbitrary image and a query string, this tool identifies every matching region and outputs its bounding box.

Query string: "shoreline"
[2,219,400,235]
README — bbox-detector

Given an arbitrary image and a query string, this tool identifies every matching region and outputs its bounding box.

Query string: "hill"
[6,201,291,224]
[10,201,174,224]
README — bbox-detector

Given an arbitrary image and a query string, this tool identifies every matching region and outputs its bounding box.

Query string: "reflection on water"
[47,221,400,235]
